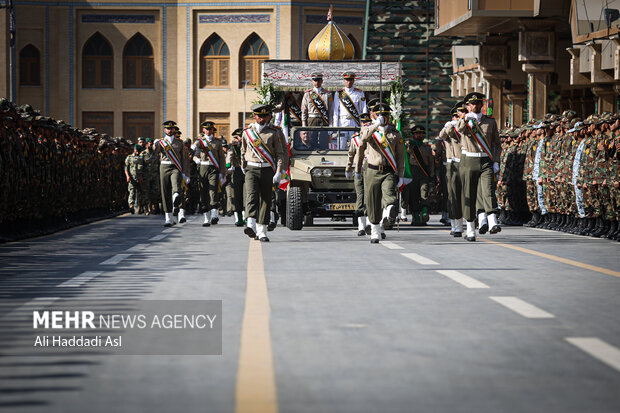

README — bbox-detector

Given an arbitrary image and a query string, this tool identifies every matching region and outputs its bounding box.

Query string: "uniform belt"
[247,161,271,168]
[446,157,461,163]
[161,160,173,164]
[308,114,322,118]
[462,151,488,158]
[200,161,214,166]
[368,163,394,172]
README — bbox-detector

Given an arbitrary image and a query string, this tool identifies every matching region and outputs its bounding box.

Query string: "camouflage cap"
[561,110,577,122]
[583,114,599,125]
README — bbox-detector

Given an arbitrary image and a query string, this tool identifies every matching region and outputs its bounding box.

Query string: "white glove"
[272,172,281,185]
[182,174,190,185]
[227,166,235,173]
[397,178,404,187]
[464,112,477,120]
[493,162,500,174]
[345,170,352,180]
[373,115,384,126]
[241,167,246,175]
[354,172,362,180]
[450,119,458,126]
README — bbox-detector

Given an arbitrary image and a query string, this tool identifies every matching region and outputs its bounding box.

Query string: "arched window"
[200,34,230,88]
[83,32,113,88]
[123,33,154,88]
[19,45,40,86]
[240,33,269,87]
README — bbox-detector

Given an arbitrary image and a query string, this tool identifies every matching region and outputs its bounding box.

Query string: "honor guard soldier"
[125,144,144,214]
[456,92,502,241]
[192,121,226,227]
[439,102,467,236]
[241,104,284,242]
[355,102,405,243]
[154,120,191,227]
[227,128,245,226]
[404,124,434,226]
[332,72,367,149]
[346,112,372,236]
[301,72,332,126]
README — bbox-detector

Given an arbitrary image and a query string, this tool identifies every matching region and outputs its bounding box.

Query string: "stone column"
[486,78,504,124]
[592,86,617,114]
[523,65,554,120]
[519,30,555,121]
[506,93,526,126]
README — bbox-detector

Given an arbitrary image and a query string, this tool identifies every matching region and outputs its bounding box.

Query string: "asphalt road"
[0,213,619,413]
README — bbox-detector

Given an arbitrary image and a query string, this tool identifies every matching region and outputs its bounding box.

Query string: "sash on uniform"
[198,138,220,172]
[338,90,361,126]
[465,119,494,161]
[158,138,184,173]
[309,90,329,124]
[371,130,398,172]
[243,128,276,172]
[287,96,302,124]
[410,145,431,178]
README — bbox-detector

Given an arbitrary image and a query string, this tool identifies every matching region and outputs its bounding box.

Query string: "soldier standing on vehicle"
[332,72,367,149]
[355,102,405,243]
[301,72,332,127]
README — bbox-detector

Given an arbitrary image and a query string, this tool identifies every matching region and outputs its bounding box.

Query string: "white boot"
[242,210,246,220]
[203,211,211,226]
[370,223,381,243]
[270,211,275,224]
[465,221,476,241]
[488,213,501,234]
[234,211,242,226]
[456,218,464,233]
[399,206,407,221]
[172,192,180,216]
[358,215,366,232]
[179,208,186,223]
[268,211,276,231]
[256,224,269,241]
[380,221,386,239]
[210,208,219,224]
[450,219,457,233]
[478,212,488,234]
[164,212,173,227]
[244,217,257,238]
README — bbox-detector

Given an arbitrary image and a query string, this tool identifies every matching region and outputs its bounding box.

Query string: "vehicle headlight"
[311,168,322,177]
[322,169,332,177]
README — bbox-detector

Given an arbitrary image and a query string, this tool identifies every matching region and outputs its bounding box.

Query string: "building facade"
[0,0,364,139]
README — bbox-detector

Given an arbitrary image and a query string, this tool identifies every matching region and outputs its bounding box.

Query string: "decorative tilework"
[82,14,155,23]
[306,15,362,26]
[199,14,269,23]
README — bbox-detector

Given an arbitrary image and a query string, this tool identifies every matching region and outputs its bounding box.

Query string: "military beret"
[134,144,143,151]
[251,104,273,115]
[201,121,215,128]
[464,92,485,104]
[310,72,323,80]
[137,136,146,141]
[163,120,177,127]
[342,71,356,79]
[232,128,243,137]
[146,138,153,143]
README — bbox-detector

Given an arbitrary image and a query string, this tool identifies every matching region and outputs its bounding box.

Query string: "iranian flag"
[398,118,412,191]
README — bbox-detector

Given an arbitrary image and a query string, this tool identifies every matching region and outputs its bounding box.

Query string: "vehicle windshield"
[292,129,357,151]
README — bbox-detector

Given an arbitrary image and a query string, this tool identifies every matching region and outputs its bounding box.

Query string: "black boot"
[557,214,567,231]
[526,212,538,227]
[583,218,597,236]
[604,220,617,239]
[593,219,610,238]
[538,214,549,229]
[588,217,601,236]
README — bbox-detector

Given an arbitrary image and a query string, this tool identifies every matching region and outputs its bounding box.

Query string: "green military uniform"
[355,103,405,243]
[125,145,144,212]
[404,125,434,226]
[241,104,284,242]
[228,128,245,226]
[346,113,371,236]
[439,105,465,235]
[140,139,160,214]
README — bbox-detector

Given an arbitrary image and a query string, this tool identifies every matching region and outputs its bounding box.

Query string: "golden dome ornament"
[308,6,355,61]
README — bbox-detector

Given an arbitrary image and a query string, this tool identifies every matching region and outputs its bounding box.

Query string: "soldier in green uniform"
[241,104,284,242]
[124,144,144,214]
[228,128,245,226]
[192,121,226,227]
[346,112,371,236]
[355,102,405,243]
[140,138,159,215]
[456,92,501,241]
[404,124,434,226]
[153,120,191,227]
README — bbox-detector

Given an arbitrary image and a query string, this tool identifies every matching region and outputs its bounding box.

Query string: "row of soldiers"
[0,99,133,240]
[494,111,620,240]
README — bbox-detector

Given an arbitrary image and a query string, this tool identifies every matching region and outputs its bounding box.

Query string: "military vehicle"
[284,126,358,230]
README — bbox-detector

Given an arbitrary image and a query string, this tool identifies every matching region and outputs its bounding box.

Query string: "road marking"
[128,243,150,252]
[2,297,61,320]
[490,296,555,319]
[149,234,167,241]
[436,270,489,289]
[401,253,439,265]
[479,238,620,279]
[59,271,103,287]
[100,254,131,265]
[163,228,175,233]
[381,241,404,250]
[236,241,277,413]
[566,337,620,372]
